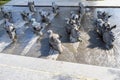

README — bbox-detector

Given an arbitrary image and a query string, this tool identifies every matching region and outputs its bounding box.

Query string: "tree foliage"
[0,0,10,5]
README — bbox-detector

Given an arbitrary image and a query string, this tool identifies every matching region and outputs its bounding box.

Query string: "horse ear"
[1,7,3,10]
[108,15,112,18]
[102,23,105,26]
[110,25,116,30]
[48,12,50,16]
[97,11,99,14]
[102,11,105,15]
[113,25,116,28]
[28,1,30,5]
[33,1,34,4]
[52,2,54,5]
[39,11,41,14]
[27,13,29,16]
[8,12,11,14]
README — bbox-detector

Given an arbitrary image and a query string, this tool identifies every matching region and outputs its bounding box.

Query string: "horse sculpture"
[31,18,44,36]
[95,17,116,49]
[1,7,12,20]
[103,30,115,49]
[52,2,59,15]
[70,12,81,27]
[102,23,116,49]
[21,11,29,21]
[97,11,112,22]
[47,30,63,54]
[65,3,85,43]
[4,19,17,42]
[65,17,82,43]
[78,2,85,22]
[70,26,82,43]
[95,11,117,49]
[39,10,51,24]
[28,1,36,12]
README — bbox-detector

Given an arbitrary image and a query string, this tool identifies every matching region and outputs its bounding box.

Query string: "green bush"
[0,0,10,5]
[0,0,10,1]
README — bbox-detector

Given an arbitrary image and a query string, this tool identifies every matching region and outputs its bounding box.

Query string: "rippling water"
[1,7,120,68]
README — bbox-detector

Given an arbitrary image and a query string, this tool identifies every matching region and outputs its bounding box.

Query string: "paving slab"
[5,0,120,8]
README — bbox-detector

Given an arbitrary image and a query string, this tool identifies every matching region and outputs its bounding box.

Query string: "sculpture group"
[65,2,85,43]
[0,1,117,55]
[95,11,116,49]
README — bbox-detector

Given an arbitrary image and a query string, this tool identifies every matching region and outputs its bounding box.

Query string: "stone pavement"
[5,0,120,8]
[0,54,120,80]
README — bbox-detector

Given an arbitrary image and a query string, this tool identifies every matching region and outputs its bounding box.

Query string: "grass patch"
[0,0,10,5]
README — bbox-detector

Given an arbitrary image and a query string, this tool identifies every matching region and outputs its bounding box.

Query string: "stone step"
[0,54,120,80]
